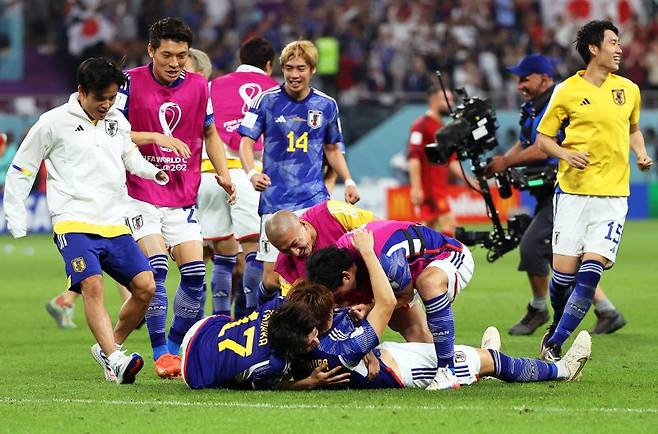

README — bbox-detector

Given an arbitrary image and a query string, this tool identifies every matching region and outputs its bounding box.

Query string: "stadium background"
[1,2,658,432]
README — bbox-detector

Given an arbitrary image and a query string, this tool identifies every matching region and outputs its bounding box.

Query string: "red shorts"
[416,194,451,222]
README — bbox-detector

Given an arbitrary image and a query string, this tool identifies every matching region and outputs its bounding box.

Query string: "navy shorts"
[54,233,152,293]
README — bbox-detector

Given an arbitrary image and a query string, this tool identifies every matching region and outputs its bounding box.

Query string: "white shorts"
[197,169,260,241]
[552,193,627,263]
[379,342,480,388]
[180,316,212,389]
[127,198,202,247]
[256,207,309,262]
[425,245,474,301]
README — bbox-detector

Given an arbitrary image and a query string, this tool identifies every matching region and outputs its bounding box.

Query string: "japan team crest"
[611,89,626,106]
[71,257,86,273]
[131,214,144,231]
[307,110,323,129]
[104,119,118,137]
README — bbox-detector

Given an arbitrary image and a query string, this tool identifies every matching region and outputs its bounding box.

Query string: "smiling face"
[148,39,189,85]
[78,83,119,121]
[275,220,315,258]
[282,56,314,99]
[516,73,547,101]
[591,29,622,72]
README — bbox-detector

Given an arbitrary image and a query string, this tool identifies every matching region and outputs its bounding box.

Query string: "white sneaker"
[481,326,501,351]
[90,344,117,381]
[109,350,144,384]
[560,330,591,382]
[425,367,461,391]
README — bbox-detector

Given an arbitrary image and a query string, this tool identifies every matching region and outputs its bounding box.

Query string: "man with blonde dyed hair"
[239,40,360,304]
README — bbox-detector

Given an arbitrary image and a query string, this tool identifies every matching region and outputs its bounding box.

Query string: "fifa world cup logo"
[238,83,263,114]
[158,102,182,152]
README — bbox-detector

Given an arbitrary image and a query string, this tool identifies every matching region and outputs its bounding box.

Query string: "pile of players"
[4,18,651,389]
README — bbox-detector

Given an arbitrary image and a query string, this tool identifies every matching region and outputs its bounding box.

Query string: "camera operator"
[486,54,625,336]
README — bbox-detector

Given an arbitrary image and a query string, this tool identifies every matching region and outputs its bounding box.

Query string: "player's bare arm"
[130,131,191,158]
[205,124,236,204]
[537,132,589,169]
[353,229,397,337]
[323,142,360,204]
[239,135,271,191]
[629,124,653,171]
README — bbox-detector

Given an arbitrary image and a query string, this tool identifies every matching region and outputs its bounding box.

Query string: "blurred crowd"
[18,0,658,105]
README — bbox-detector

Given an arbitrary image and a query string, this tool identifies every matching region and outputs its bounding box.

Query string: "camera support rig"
[426,74,530,262]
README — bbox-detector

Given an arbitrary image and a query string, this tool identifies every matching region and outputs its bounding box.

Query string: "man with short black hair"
[4,57,168,384]
[537,20,652,361]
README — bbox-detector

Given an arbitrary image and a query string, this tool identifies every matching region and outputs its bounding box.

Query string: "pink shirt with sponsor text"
[210,65,278,154]
[123,66,210,207]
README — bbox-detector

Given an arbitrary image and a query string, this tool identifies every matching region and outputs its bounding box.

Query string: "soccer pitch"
[1,221,657,433]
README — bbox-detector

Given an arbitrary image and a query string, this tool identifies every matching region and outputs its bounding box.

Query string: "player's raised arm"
[3,122,50,238]
[352,229,397,337]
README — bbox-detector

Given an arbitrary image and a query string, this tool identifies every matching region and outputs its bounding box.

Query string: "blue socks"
[146,255,169,361]
[257,281,279,308]
[243,252,263,313]
[488,349,558,382]
[168,261,206,353]
[549,270,576,324]
[424,293,455,370]
[549,260,604,347]
[211,254,236,316]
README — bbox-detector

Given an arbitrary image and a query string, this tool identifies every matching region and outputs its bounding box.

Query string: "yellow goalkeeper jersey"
[537,71,640,197]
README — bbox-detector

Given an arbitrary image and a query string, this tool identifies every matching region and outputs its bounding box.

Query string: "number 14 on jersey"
[287,131,308,153]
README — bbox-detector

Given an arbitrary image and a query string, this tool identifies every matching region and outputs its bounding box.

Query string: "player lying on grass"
[180,283,346,390]
[305,221,475,390]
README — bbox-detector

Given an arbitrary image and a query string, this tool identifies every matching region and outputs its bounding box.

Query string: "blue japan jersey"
[292,309,379,380]
[183,298,289,389]
[238,85,343,215]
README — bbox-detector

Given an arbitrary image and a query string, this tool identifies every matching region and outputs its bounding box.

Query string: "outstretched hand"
[154,134,191,158]
[308,362,350,388]
[351,228,374,255]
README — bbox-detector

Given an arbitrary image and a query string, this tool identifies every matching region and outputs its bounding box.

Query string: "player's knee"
[416,268,448,298]
[79,275,104,299]
[130,272,156,305]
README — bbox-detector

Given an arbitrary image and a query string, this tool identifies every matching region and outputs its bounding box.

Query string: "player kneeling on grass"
[3,57,169,384]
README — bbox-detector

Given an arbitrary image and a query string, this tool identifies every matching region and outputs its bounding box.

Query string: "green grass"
[1,221,658,433]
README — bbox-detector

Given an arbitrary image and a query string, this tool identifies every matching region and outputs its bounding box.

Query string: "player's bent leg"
[546,253,605,357]
[388,301,433,343]
[414,267,458,390]
[168,240,205,356]
[541,254,579,360]
[80,275,116,356]
[114,271,155,345]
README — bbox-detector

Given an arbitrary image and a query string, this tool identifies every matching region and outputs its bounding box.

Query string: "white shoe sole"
[481,326,501,351]
[562,330,592,381]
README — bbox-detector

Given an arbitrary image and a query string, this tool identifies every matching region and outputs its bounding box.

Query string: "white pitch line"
[1,397,657,415]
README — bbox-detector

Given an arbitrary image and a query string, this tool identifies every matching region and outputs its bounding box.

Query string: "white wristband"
[246,168,258,180]
[344,178,356,187]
